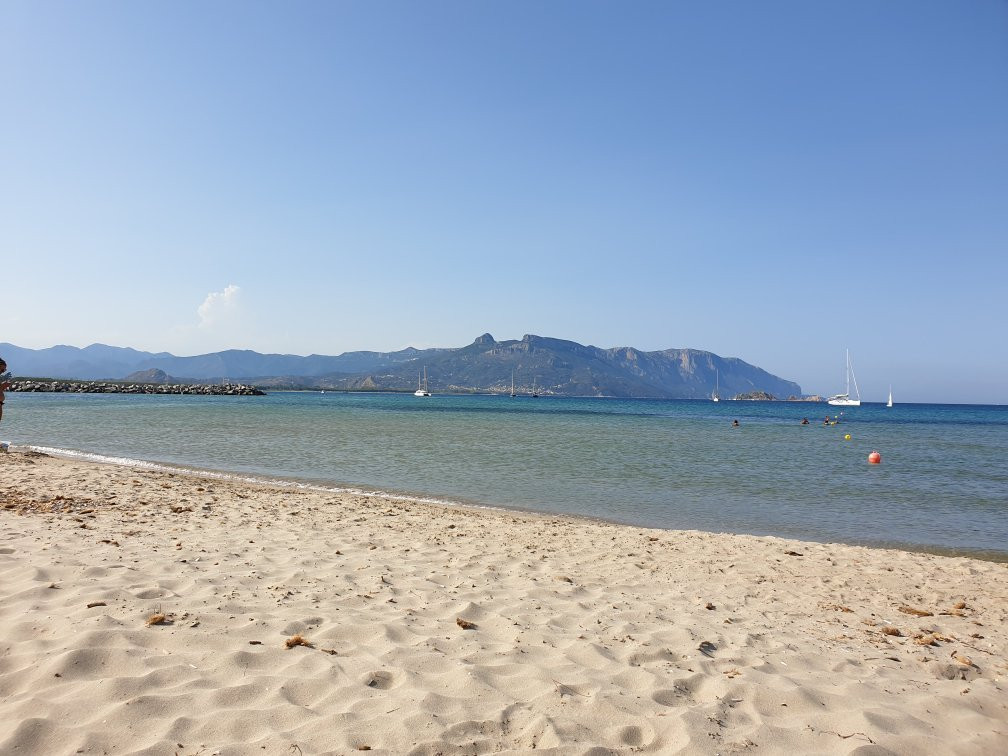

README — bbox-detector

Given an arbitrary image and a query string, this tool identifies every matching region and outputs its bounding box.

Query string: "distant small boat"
[414,366,431,397]
[887,386,893,408]
[712,369,720,402]
[510,370,516,398]
[828,349,861,407]
[532,377,539,398]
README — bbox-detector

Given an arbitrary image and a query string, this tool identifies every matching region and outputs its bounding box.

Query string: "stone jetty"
[8,380,265,396]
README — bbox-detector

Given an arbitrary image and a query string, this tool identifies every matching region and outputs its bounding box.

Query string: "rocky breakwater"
[8,380,265,396]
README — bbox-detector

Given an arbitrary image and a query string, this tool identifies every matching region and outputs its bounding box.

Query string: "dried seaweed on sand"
[285,634,313,649]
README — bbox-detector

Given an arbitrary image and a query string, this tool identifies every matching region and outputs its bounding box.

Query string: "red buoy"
[868,451,881,465]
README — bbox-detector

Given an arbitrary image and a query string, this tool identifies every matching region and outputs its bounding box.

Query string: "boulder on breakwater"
[7,380,265,396]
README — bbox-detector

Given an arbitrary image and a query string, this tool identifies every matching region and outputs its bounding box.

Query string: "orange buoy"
[868,451,881,465]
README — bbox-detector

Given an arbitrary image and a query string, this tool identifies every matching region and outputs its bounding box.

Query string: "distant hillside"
[124,368,174,384]
[0,343,173,381]
[307,334,801,399]
[0,342,436,381]
[1,335,801,399]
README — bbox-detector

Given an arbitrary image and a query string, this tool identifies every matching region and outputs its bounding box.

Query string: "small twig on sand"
[808,726,874,745]
[959,641,994,656]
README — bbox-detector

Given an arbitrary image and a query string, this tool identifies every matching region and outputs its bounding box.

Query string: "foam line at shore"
[21,443,1008,563]
[23,443,504,514]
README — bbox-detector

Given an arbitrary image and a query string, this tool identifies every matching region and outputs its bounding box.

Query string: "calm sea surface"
[4,392,1007,558]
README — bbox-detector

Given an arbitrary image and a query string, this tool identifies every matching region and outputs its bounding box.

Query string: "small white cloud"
[197,284,241,329]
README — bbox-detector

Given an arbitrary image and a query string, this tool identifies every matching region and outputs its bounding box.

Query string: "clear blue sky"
[2,1,1005,403]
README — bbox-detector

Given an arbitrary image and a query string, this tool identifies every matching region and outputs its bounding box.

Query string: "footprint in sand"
[363,669,399,689]
[133,588,169,599]
[616,723,656,748]
[652,675,704,707]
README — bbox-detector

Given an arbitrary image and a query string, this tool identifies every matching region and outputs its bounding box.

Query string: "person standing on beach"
[0,357,9,451]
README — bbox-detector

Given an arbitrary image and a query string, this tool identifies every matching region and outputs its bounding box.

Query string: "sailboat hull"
[827,397,860,406]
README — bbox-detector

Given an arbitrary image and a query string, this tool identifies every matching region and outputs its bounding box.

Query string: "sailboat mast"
[845,349,851,396]
[848,350,860,401]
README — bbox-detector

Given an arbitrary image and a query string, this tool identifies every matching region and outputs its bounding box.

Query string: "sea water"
[3,392,1007,558]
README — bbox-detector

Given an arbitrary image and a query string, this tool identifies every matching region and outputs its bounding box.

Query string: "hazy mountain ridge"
[0,342,432,381]
[1,335,801,398]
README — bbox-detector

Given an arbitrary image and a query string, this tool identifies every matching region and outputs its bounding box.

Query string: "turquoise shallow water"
[4,392,1007,558]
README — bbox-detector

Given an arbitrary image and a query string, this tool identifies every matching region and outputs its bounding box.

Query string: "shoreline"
[1,447,1006,753]
[16,442,1008,564]
[11,386,1006,405]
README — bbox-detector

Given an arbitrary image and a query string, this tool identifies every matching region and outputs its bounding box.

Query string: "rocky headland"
[732,390,777,401]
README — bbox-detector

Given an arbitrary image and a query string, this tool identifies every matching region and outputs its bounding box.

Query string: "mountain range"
[0,334,802,399]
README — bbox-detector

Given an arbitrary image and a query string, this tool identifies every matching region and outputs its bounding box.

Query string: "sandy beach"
[1,448,1005,755]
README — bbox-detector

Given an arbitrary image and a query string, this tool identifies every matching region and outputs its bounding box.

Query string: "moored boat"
[827,350,861,407]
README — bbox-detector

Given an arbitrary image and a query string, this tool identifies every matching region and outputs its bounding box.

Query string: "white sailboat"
[827,350,861,406]
[887,386,893,408]
[532,377,539,398]
[414,366,431,397]
[712,369,720,402]
[510,370,516,398]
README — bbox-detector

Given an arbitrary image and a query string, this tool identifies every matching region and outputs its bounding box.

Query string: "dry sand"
[1,448,1006,755]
